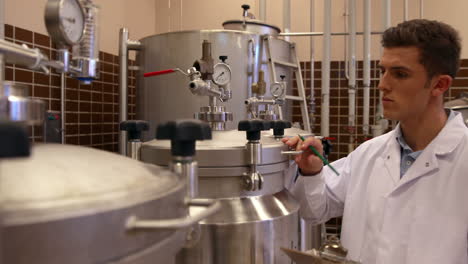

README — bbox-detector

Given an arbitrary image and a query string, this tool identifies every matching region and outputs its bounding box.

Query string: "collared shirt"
[396,110,456,178]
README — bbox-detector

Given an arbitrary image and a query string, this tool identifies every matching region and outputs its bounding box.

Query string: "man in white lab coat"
[283,19,468,263]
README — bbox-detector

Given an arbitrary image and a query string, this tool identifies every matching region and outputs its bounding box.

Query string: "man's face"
[378,47,435,122]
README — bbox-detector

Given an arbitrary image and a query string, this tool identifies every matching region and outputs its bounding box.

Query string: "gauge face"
[60,0,85,44]
[45,0,85,46]
[270,82,285,98]
[213,63,232,86]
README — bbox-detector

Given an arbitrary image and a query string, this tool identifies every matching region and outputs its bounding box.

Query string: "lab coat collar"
[381,111,465,192]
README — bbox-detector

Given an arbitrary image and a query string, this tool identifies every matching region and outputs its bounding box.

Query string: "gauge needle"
[62,17,76,23]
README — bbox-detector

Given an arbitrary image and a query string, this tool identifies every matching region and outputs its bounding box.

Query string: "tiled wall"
[293,59,468,161]
[4,24,136,152]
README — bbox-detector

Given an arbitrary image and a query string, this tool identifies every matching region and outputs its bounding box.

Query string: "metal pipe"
[279,31,384,37]
[259,0,266,21]
[347,0,356,152]
[403,0,408,21]
[119,28,129,155]
[309,0,316,128]
[283,0,291,41]
[363,0,371,136]
[60,72,66,143]
[419,0,424,18]
[373,0,391,137]
[321,0,331,137]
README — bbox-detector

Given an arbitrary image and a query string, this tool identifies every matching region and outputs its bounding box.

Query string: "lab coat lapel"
[382,130,401,186]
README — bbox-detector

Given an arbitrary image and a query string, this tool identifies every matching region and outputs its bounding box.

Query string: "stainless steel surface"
[246,141,262,165]
[60,72,65,142]
[278,31,384,37]
[223,20,281,36]
[0,83,45,125]
[136,30,292,140]
[119,29,142,155]
[300,220,322,250]
[1,144,189,264]
[140,128,309,264]
[119,28,129,155]
[176,190,299,264]
[127,198,221,230]
[127,140,142,160]
[171,157,198,198]
[0,39,61,72]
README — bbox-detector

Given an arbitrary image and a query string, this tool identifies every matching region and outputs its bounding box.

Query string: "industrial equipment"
[140,120,302,264]
[445,92,468,127]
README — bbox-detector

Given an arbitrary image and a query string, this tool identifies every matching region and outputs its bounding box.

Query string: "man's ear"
[431,74,452,97]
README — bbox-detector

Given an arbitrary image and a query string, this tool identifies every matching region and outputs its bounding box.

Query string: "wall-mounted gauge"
[213,63,232,86]
[45,0,85,46]
[270,82,285,98]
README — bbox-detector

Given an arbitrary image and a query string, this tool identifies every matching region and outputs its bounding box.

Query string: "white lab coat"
[290,112,468,264]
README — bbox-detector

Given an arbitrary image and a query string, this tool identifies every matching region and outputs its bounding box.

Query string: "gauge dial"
[213,63,232,86]
[45,0,85,46]
[270,82,285,98]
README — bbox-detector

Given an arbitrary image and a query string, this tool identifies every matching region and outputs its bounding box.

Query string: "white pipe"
[363,0,371,136]
[60,72,66,143]
[309,0,316,125]
[420,0,424,18]
[403,0,408,21]
[321,0,331,137]
[373,0,391,137]
[259,0,266,22]
[347,0,356,148]
[283,0,291,41]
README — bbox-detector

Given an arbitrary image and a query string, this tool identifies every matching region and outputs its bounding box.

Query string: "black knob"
[156,119,212,157]
[238,119,271,141]
[0,122,30,158]
[270,120,292,137]
[280,75,286,81]
[120,120,149,141]
[219,56,228,63]
[321,138,333,157]
[241,4,250,11]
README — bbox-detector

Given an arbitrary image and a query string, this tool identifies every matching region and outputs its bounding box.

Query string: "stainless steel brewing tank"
[141,129,302,264]
[445,95,468,127]
[1,144,187,264]
[136,30,293,140]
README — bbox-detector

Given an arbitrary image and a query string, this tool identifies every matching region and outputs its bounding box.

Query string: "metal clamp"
[242,171,264,191]
[125,198,221,230]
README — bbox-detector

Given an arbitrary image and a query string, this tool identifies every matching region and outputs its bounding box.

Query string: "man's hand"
[282,136,324,176]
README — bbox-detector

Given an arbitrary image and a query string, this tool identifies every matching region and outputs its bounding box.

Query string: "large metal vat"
[140,127,302,264]
[1,144,190,264]
[136,30,293,140]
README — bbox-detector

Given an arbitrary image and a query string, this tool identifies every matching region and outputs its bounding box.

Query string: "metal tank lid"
[141,128,312,167]
[222,19,281,33]
[0,143,181,225]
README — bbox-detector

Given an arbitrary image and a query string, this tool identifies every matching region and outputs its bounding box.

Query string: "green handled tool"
[298,134,340,176]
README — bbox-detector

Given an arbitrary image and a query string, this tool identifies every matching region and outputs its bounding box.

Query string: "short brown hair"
[381,19,461,78]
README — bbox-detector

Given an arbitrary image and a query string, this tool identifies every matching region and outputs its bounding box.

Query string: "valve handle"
[219,56,228,63]
[144,69,175,77]
[238,119,270,141]
[156,119,212,157]
[241,4,250,11]
[120,120,149,140]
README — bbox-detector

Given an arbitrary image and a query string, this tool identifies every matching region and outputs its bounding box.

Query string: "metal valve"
[270,120,292,139]
[119,120,149,160]
[238,119,271,191]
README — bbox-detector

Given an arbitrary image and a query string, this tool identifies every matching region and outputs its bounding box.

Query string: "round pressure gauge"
[213,63,232,86]
[270,82,285,98]
[45,0,85,46]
